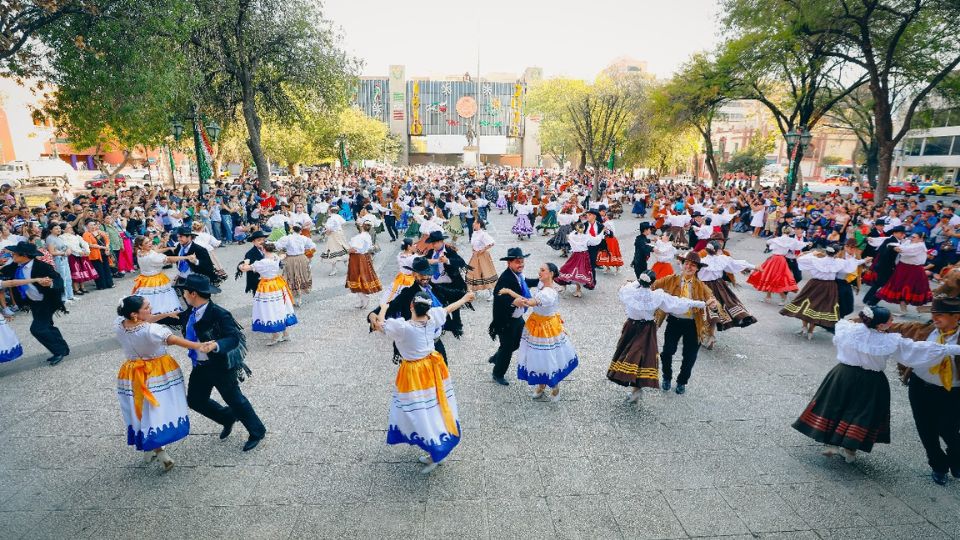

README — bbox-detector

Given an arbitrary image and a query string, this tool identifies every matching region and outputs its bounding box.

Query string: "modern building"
[894,104,960,184]
[351,65,544,166]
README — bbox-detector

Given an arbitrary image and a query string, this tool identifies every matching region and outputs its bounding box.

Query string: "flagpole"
[476,46,481,167]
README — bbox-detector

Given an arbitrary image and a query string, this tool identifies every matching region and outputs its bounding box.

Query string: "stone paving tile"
[289,504,362,539]
[355,501,425,538]
[607,493,687,539]
[423,499,487,539]
[483,496,556,539]
[662,487,750,537]
[0,510,46,540]
[717,485,807,534]
[546,495,622,539]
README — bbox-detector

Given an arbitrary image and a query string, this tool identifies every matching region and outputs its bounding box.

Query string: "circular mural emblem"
[456,96,478,118]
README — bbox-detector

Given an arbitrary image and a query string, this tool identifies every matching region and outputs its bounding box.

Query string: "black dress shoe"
[488,356,496,364]
[492,375,509,386]
[219,419,236,440]
[46,355,65,366]
[242,436,264,452]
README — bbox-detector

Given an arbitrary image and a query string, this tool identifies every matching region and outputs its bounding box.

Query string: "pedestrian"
[374,290,474,473]
[114,295,205,471]
[0,241,70,365]
[792,306,960,465]
[488,247,539,386]
[174,274,266,452]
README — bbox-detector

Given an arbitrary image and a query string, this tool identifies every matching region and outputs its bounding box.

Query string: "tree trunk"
[872,86,895,202]
[876,141,894,202]
[239,72,271,191]
[700,130,719,186]
[578,147,586,171]
[784,146,805,207]
[865,139,879,188]
[108,150,133,191]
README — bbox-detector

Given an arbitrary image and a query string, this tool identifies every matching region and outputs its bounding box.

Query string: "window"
[945,107,960,127]
[923,136,953,156]
[904,137,923,156]
[952,136,960,155]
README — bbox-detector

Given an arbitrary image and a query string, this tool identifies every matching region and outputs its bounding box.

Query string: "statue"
[465,125,476,148]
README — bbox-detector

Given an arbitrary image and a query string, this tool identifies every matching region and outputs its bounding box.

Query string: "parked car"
[823,175,853,185]
[919,181,956,196]
[125,168,152,182]
[85,174,128,189]
[0,159,79,188]
[886,181,920,195]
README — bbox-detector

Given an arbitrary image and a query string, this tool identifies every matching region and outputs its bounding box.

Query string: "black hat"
[691,211,704,218]
[676,250,706,268]
[638,222,654,233]
[931,296,960,314]
[175,226,198,237]
[425,230,447,244]
[499,247,530,261]
[888,225,907,234]
[174,274,221,295]
[403,257,433,275]
[6,241,40,258]
[248,230,269,241]
[586,209,602,220]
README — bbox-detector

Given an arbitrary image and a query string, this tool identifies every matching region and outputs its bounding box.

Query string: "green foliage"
[0,1,97,78]
[722,133,772,176]
[820,155,843,167]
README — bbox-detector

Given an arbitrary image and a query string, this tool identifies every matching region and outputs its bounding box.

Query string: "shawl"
[652,274,718,344]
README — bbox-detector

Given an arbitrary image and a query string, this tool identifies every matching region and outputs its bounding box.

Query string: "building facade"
[894,105,960,184]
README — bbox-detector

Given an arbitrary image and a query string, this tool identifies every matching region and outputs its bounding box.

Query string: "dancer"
[489,247,539,386]
[650,232,677,279]
[320,205,350,276]
[346,222,383,309]
[877,232,933,314]
[115,295,206,471]
[793,306,960,464]
[747,228,806,305]
[132,235,194,314]
[275,225,316,306]
[863,226,905,306]
[511,200,534,240]
[781,246,868,340]
[173,227,217,286]
[238,230,269,296]
[608,270,706,402]
[376,290,475,473]
[501,262,578,401]
[0,275,61,363]
[465,220,497,298]
[555,222,604,297]
[547,206,579,256]
[238,243,297,344]
[698,242,757,331]
[630,222,654,280]
[381,238,418,304]
[536,197,560,235]
[596,216,624,274]
[652,251,720,394]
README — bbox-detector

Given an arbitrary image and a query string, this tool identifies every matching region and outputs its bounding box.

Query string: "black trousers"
[908,375,960,474]
[92,258,113,289]
[464,216,475,239]
[28,301,69,356]
[384,215,398,241]
[786,258,801,285]
[187,363,266,439]
[660,316,700,385]
[492,317,525,378]
[863,277,889,306]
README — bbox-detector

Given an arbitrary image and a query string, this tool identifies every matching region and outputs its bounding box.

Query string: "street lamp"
[783,126,812,206]
[169,110,221,193]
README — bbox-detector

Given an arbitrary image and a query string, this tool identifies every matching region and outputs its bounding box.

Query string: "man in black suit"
[237,230,268,296]
[488,247,539,386]
[1,241,70,365]
[173,226,217,286]
[632,222,654,279]
[864,225,905,306]
[583,209,606,282]
[174,275,266,452]
[423,231,471,337]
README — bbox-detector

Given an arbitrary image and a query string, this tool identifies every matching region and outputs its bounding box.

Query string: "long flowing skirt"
[556,252,595,289]
[780,278,839,327]
[537,210,559,231]
[596,237,624,267]
[380,272,416,304]
[444,215,464,238]
[346,252,382,294]
[131,273,182,314]
[496,195,508,210]
[283,254,313,294]
[0,317,23,363]
[465,251,498,291]
[606,319,659,388]
[517,313,579,388]
[876,262,932,306]
[547,224,572,252]
[252,276,298,333]
[404,220,421,239]
[512,214,533,237]
[320,231,349,262]
[117,354,190,451]
[704,279,757,330]
[651,261,674,279]
[387,351,461,463]
[68,254,98,283]
[792,363,890,452]
[118,236,135,272]
[747,254,798,294]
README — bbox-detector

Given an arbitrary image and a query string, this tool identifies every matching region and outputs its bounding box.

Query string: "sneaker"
[1,307,14,317]
[675,384,686,395]
[931,471,948,486]
[661,380,671,392]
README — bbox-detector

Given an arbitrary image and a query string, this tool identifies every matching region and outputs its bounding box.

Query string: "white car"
[125,168,152,183]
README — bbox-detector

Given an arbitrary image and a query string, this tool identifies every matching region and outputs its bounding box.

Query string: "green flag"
[608,143,616,171]
[192,119,213,183]
[340,138,350,168]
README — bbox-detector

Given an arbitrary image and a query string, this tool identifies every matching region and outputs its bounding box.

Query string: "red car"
[85,174,128,189]
[886,181,919,195]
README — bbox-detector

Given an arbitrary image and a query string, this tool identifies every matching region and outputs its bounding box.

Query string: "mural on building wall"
[350,79,390,124]
[407,80,524,138]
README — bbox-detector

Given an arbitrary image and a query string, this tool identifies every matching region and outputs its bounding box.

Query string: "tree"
[789,0,960,200]
[526,79,590,168]
[1,1,94,77]
[822,86,879,186]
[189,0,357,190]
[723,132,775,178]
[337,107,398,163]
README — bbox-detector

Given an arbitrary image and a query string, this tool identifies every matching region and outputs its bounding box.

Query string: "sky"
[323,0,722,81]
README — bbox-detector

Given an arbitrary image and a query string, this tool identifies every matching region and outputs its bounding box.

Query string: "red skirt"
[651,261,674,279]
[68,255,98,282]
[596,237,624,267]
[556,252,595,289]
[876,263,932,306]
[747,254,798,294]
[693,239,710,251]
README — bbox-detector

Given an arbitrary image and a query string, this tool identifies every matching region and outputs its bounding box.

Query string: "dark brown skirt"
[704,279,756,331]
[780,278,839,327]
[607,319,660,388]
[346,253,382,294]
[792,363,890,452]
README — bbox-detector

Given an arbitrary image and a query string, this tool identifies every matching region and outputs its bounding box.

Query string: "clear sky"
[323,0,721,80]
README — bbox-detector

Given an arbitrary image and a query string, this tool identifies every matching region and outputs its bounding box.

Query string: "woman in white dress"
[375,289,475,473]
[320,206,350,276]
[132,235,195,314]
[465,220,497,298]
[238,243,297,344]
[275,225,316,305]
[750,201,766,236]
[115,295,207,472]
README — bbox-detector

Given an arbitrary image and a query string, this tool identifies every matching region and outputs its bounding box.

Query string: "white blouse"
[767,235,806,256]
[652,240,677,263]
[567,232,604,253]
[665,214,691,227]
[396,252,416,275]
[349,231,373,254]
[471,230,495,252]
[914,328,960,387]
[137,251,168,276]
[384,307,447,360]
[276,233,316,256]
[834,319,960,372]
[618,284,706,321]
[324,214,346,233]
[896,241,927,265]
[698,254,754,282]
[557,213,580,226]
[530,286,560,316]
[252,257,281,279]
[797,253,864,280]
[114,318,172,360]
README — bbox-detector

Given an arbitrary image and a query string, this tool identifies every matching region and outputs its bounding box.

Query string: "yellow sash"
[931,329,957,391]
[128,359,160,420]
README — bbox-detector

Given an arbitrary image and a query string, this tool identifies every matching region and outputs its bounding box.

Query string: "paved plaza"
[1,211,959,539]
